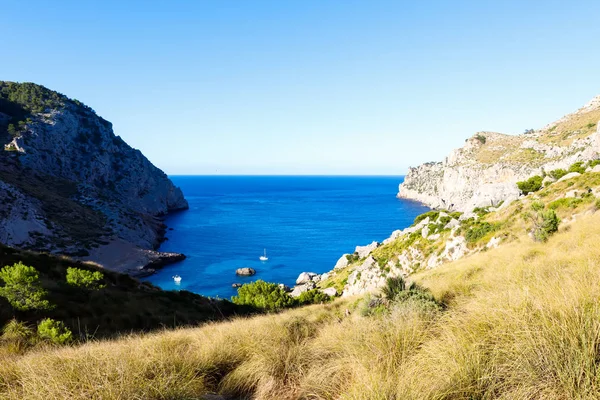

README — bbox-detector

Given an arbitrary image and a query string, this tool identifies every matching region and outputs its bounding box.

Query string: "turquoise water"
[145,176,428,298]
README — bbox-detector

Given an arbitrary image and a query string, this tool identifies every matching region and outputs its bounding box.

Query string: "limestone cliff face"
[398,96,600,211]
[0,82,187,273]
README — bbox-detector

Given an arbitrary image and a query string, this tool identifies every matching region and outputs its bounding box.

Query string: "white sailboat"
[173,275,182,284]
[259,248,268,261]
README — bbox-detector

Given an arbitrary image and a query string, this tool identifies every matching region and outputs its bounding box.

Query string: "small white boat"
[259,248,268,261]
[173,275,182,284]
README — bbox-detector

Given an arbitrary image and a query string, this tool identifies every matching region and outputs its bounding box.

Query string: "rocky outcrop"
[398,96,600,212]
[0,81,188,275]
[236,268,256,276]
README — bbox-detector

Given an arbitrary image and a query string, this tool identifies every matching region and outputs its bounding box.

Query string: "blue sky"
[2,1,600,175]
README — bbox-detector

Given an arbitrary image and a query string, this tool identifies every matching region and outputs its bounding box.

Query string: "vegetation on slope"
[0,81,100,140]
[2,211,600,399]
[0,244,249,342]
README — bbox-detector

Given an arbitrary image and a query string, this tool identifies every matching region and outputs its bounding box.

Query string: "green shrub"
[587,122,597,129]
[548,169,568,180]
[475,133,487,144]
[472,207,490,217]
[66,267,105,289]
[381,276,409,300]
[548,197,583,210]
[297,289,332,305]
[0,262,51,311]
[345,253,360,263]
[413,211,440,226]
[588,159,600,169]
[465,222,497,243]
[381,277,442,312]
[568,162,586,174]
[516,175,543,194]
[525,202,560,242]
[37,318,73,345]
[231,280,296,311]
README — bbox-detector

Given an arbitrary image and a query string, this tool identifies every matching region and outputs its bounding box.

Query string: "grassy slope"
[460,102,599,168]
[3,203,600,398]
[0,244,248,340]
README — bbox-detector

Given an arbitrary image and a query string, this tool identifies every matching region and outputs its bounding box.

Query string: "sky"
[2,0,600,175]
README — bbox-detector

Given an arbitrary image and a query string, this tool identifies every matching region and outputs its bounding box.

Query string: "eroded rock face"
[0,83,188,272]
[398,96,600,212]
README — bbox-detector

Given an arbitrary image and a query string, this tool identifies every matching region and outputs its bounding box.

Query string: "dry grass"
[4,213,600,399]
[539,108,600,146]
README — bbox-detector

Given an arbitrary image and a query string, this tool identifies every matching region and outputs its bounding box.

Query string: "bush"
[472,207,490,217]
[345,253,360,263]
[380,277,442,312]
[525,202,560,242]
[231,280,296,311]
[588,159,600,169]
[413,210,440,226]
[465,222,497,243]
[568,162,586,174]
[37,318,72,345]
[548,169,568,180]
[474,133,487,144]
[297,289,332,305]
[548,197,582,210]
[516,175,543,194]
[66,267,105,289]
[381,276,410,300]
[0,262,51,311]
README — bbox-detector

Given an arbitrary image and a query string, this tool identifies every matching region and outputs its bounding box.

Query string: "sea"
[145,176,429,298]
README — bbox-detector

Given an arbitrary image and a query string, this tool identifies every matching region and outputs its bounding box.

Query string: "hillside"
[398,95,600,211]
[0,244,248,340]
[0,82,188,275]
[2,186,600,399]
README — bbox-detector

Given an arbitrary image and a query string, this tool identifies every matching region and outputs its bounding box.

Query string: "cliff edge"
[0,81,188,275]
[398,96,600,211]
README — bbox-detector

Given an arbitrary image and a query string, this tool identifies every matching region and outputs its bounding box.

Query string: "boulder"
[444,218,460,229]
[542,176,556,187]
[290,282,315,297]
[232,283,242,288]
[296,272,318,285]
[235,267,256,276]
[278,283,290,292]
[565,190,578,198]
[487,236,501,249]
[334,255,350,270]
[557,172,581,182]
[590,165,600,173]
[321,287,337,297]
[355,241,379,258]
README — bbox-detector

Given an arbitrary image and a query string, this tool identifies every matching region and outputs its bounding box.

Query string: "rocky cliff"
[0,81,188,274]
[294,95,600,299]
[398,96,600,211]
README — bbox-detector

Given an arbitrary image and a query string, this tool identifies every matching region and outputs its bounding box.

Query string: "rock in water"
[0,81,188,274]
[236,268,256,276]
[232,283,242,288]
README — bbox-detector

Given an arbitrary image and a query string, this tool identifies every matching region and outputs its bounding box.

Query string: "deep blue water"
[145,176,428,298]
